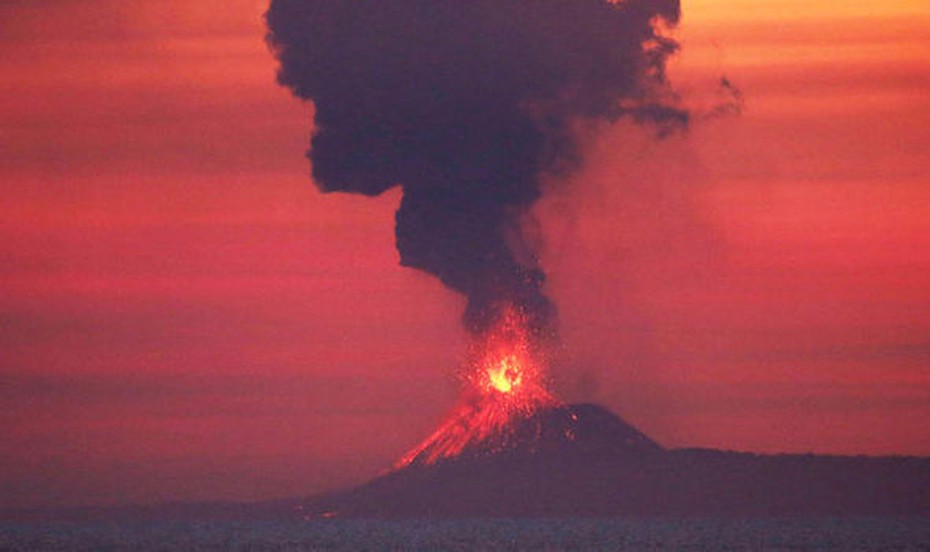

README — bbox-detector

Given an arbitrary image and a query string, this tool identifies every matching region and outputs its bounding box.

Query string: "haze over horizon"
[1,0,928,509]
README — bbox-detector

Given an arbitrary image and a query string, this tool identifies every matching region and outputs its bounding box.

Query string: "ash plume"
[266,0,687,340]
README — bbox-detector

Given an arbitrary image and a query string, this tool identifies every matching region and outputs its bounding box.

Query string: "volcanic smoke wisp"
[266,0,687,462]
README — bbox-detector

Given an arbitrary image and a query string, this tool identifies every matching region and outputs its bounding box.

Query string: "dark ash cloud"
[266,0,687,340]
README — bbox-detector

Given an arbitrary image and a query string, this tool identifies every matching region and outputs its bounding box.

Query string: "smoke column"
[266,0,686,342]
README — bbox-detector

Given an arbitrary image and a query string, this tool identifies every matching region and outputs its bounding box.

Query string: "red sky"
[1,0,928,508]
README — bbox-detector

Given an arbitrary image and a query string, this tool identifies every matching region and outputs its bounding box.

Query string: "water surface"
[1,517,928,551]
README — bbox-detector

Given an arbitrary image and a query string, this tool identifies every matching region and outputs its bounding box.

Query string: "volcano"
[304,403,930,518]
[401,403,663,469]
[9,402,926,522]
[247,0,929,520]
[296,310,929,518]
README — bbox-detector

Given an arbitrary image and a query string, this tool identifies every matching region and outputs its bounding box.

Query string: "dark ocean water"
[1,518,928,551]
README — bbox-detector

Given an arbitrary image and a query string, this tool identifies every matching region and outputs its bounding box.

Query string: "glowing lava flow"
[396,306,559,468]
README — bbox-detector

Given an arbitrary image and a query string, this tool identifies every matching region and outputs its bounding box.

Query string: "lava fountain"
[397,305,559,468]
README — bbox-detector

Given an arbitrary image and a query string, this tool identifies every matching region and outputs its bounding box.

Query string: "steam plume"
[266,0,686,340]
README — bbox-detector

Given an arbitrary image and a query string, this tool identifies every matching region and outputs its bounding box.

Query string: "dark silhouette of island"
[304,404,930,518]
[5,404,928,521]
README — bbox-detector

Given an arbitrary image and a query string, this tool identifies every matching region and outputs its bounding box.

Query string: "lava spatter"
[397,306,558,468]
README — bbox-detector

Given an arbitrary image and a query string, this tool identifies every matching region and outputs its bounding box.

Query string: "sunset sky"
[1,0,928,509]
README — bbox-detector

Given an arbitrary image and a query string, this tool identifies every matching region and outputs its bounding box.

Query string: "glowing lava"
[396,306,559,468]
[472,307,542,401]
[487,356,521,394]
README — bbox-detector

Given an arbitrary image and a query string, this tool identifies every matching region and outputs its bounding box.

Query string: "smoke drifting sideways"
[266,0,687,344]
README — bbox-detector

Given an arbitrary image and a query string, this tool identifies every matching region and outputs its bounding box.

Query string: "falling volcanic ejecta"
[266,0,687,458]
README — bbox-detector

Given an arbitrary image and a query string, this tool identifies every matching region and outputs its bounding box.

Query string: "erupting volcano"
[398,306,559,468]
[266,0,688,467]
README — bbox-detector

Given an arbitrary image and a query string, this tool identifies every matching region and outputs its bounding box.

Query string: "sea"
[1,518,928,551]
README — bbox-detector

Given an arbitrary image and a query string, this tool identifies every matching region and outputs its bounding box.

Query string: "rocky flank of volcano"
[306,403,930,518]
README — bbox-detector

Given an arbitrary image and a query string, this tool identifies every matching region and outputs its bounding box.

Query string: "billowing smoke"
[266,0,686,341]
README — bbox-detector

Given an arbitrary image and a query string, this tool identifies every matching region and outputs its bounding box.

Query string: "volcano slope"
[305,404,930,518]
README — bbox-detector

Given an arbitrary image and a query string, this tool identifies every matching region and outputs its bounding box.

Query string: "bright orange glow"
[396,305,559,468]
[487,355,522,394]
[475,307,538,397]
[683,0,928,24]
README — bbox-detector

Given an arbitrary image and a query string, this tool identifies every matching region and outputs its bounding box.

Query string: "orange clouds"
[684,0,929,23]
